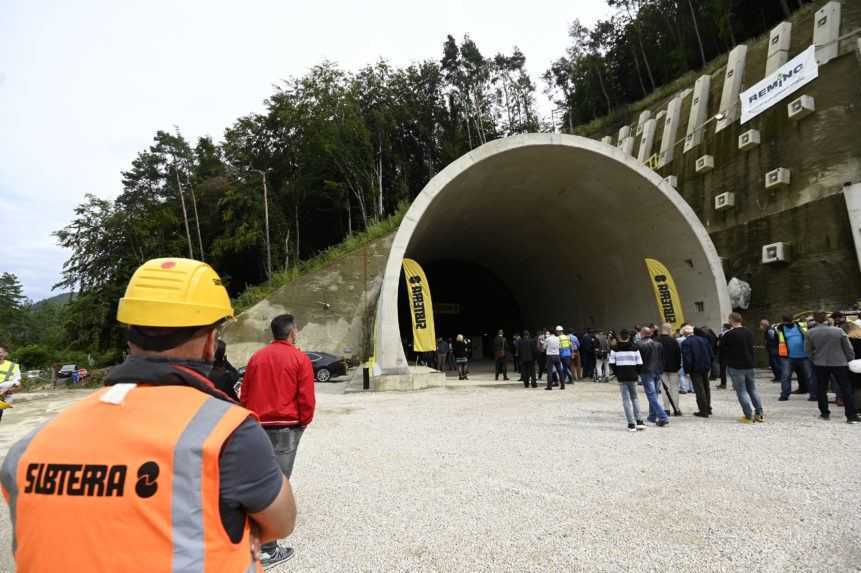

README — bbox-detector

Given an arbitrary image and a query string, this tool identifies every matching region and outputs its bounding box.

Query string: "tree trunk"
[627,4,656,91]
[294,206,301,262]
[779,0,792,18]
[346,193,352,237]
[592,61,613,113]
[462,94,474,149]
[377,138,384,219]
[630,45,648,97]
[502,77,514,133]
[727,9,737,46]
[687,0,708,68]
[284,228,291,270]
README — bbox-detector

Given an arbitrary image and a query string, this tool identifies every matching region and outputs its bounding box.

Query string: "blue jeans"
[560,356,573,383]
[545,355,563,387]
[640,372,668,422]
[727,367,763,419]
[767,349,781,380]
[780,357,813,398]
[262,426,304,553]
[679,367,693,392]
[619,382,641,425]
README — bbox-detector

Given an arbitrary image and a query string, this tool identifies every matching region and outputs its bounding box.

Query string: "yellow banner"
[645,258,685,331]
[402,258,437,352]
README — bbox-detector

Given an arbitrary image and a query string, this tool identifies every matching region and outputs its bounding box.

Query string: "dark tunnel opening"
[398,260,523,361]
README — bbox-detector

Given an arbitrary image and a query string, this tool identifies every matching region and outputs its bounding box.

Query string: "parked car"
[234,351,348,391]
[306,352,348,382]
[56,364,88,380]
[25,370,42,380]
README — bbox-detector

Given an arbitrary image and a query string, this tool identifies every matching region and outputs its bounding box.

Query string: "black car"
[305,352,348,382]
[235,352,348,389]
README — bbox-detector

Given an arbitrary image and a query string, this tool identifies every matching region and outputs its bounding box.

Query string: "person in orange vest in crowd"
[241,313,316,566]
[0,258,297,572]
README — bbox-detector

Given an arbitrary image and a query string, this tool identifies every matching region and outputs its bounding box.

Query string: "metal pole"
[175,167,194,259]
[261,170,272,282]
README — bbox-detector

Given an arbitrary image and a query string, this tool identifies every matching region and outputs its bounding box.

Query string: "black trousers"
[521,361,535,386]
[537,353,546,379]
[815,365,857,420]
[513,355,520,374]
[495,357,508,379]
[691,372,711,415]
[581,352,595,379]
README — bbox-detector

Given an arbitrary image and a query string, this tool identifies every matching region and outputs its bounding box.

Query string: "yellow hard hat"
[117,258,234,327]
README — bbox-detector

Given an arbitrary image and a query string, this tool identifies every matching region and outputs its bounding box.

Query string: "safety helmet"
[555,325,564,331]
[117,258,234,327]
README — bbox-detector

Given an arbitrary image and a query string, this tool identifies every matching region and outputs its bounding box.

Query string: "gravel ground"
[282,371,861,573]
[1,375,859,572]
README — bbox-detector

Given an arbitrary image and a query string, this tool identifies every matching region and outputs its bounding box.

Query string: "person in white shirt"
[543,330,564,390]
[0,344,22,422]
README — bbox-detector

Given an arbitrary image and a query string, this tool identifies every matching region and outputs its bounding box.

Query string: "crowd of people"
[433,310,861,431]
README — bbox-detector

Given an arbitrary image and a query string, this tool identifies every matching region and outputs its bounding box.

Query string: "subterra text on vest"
[24,460,159,498]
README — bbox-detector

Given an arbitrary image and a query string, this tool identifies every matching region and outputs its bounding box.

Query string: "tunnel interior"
[398,260,523,359]
[377,135,729,374]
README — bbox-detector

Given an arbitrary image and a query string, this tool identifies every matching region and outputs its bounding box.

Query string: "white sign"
[740,45,819,124]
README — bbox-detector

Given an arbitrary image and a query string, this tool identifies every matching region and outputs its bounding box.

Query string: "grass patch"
[233,203,407,313]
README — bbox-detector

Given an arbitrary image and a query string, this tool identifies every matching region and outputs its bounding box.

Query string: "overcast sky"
[1,0,609,301]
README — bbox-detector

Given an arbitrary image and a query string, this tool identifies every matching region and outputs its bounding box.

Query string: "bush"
[13,344,54,369]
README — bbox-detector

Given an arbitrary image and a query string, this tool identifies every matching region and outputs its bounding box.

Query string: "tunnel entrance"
[397,260,523,361]
[376,134,731,376]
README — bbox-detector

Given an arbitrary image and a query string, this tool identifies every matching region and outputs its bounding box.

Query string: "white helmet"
[555,325,564,332]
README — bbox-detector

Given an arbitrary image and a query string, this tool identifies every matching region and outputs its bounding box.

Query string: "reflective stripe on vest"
[7,386,260,573]
[0,426,42,554]
[559,337,571,350]
[173,397,232,572]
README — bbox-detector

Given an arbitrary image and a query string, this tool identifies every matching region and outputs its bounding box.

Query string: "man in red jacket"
[242,313,316,567]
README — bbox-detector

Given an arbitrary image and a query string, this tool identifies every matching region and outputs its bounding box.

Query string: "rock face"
[222,234,393,366]
[728,277,752,310]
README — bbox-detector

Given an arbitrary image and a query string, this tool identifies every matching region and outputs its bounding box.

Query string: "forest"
[4,0,804,366]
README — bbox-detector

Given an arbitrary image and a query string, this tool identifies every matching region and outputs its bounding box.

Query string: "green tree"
[0,272,27,345]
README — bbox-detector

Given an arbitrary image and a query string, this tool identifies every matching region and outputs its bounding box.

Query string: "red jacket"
[241,340,316,427]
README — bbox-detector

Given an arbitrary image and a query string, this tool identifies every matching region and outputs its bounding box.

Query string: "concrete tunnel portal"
[375,134,731,375]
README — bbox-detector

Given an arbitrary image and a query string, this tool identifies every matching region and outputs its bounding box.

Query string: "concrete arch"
[375,133,731,375]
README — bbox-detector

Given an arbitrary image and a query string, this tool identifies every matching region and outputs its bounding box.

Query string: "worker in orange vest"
[0,258,297,572]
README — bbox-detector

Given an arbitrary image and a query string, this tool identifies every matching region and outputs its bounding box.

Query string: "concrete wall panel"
[684,75,711,153]
[620,136,635,156]
[716,44,748,133]
[814,1,842,65]
[658,96,683,168]
[637,118,657,163]
[636,110,652,135]
[766,21,792,74]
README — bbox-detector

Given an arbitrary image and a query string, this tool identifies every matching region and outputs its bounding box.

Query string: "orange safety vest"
[0,384,261,573]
